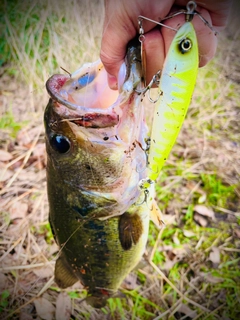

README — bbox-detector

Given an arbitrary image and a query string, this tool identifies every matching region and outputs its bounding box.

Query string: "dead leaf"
[20,311,34,320]
[0,150,13,161]
[9,201,28,220]
[166,250,176,261]
[17,170,35,181]
[194,213,208,227]
[233,228,240,239]
[121,273,138,290]
[33,266,53,279]
[34,297,55,320]
[159,244,174,251]
[183,230,196,237]
[194,205,215,220]
[55,292,71,320]
[173,234,180,245]
[172,246,189,257]
[198,193,207,204]
[163,247,188,270]
[163,258,178,271]
[31,143,47,170]
[5,223,21,236]
[32,143,46,158]
[209,247,221,266]
[70,281,84,290]
[0,168,13,182]
[48,242,59,256]
[0,273,8,291]
[177,303,197,318]
[199,272,224,284]
[17,127,41,147]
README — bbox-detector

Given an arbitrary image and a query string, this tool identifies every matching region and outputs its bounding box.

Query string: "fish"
[146,21,199,181]
[44,38,161,308]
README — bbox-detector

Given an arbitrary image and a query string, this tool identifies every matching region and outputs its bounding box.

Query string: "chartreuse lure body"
[147,21,199,181]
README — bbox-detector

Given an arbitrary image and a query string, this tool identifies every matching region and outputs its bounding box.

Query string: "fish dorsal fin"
[150,200,164,227]
[118,212,143,250]
[55,255,79,288]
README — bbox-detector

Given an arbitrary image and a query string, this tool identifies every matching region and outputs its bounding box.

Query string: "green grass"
[200,173,236,208]
[0,291,10,313]
[30,222,54,245]
[0,111,27,138]
[1,0,103,89]
[0,0,239,319]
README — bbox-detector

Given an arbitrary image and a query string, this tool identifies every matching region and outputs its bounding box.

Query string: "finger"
[100,2,137,86]
[192,8,218,67]
[143,28,165,84]
[100,0,175,88]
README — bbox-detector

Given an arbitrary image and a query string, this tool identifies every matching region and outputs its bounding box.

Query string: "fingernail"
[107,74,118,90]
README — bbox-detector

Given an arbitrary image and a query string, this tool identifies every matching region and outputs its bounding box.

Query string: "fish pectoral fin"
[118,212,143,251]
[150,200,165,227]
[55,255,79,289]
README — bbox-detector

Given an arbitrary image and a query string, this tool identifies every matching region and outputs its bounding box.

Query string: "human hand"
[100,0,232,89]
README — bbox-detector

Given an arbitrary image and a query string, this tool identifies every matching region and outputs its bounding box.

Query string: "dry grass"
[0,0,240,319]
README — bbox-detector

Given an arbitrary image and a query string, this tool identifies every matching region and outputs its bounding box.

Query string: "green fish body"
[44,39,154,307]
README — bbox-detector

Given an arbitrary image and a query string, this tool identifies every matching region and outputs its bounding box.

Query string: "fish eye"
[179,38,192,53]
[50,134,71,153]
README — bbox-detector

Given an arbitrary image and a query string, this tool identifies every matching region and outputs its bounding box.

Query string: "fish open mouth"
[45,38,148,163]
[45,60,125,129]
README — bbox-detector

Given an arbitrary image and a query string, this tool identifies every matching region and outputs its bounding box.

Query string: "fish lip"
[45,74,69,108]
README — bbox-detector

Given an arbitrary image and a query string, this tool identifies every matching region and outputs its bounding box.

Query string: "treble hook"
[135,137,151,173]
[135,189,150,206]
[144,71,162,104]
[135,178,155,206]
[135,70,161,98]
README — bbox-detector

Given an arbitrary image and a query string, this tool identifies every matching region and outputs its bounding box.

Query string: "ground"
[0,0,240,319]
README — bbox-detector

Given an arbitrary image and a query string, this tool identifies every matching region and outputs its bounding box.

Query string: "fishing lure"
[147,21,198,181]
[139,1,202,186]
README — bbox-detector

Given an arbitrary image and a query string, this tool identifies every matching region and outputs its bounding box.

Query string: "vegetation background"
[0,0,239,319]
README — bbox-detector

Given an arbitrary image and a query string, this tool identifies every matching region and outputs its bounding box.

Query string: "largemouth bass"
[44,39,160,308]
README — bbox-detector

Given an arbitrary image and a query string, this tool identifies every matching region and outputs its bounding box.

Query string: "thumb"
[100,2,137,89]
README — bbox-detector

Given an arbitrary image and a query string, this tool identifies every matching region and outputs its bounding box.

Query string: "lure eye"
[50,134,71,153]
[179,38,192,53]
